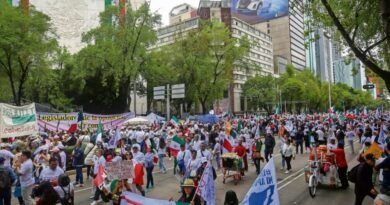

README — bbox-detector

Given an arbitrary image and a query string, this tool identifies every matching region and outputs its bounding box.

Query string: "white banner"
[120,191,175,205]
[240,158,280,205]
[0,103,38,138]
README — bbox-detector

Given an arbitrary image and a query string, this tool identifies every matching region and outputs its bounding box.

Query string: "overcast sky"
[149,0,200,25]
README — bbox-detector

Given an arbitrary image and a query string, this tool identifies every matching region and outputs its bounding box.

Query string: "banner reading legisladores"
[38,112,135,131]
[0,103,38,138]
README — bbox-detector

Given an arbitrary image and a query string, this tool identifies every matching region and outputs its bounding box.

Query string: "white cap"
[201,157,208,163]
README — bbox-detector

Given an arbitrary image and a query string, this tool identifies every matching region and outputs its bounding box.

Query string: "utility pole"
[166,84,170,121]
[133,78,137,115]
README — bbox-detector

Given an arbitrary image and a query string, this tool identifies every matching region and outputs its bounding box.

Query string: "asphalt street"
[11,140,374,205]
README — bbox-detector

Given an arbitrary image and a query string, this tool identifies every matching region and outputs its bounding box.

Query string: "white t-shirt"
[316,130,325,141]
[19,159,35,188]
[0,149,14,167]
[39,167,64,182]
[135,131,145,143]
[187,158,201,174]
[59,151,66,171]
[196,149,211,161]
[177,150,191,166]
[132,151,145,165]
[54,184,74,199]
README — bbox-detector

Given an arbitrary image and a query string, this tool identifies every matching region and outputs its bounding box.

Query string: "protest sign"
[105,160,134,180]
[37,112,134,131]
[0,103,38,138]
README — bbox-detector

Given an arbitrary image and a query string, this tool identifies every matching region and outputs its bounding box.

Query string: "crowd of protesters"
[0,110,389,205]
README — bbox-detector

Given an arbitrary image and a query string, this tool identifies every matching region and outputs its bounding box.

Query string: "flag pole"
[192,162,209,202]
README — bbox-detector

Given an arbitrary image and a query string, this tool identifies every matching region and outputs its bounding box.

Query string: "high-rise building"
[169,3,198,25]
[333,58,365,90]
[153,1,273,112]
[230,0,305,72]
[28,0,145,53]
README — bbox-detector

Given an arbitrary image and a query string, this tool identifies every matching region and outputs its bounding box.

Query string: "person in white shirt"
[135,128,145,144]
[58,145,67,171]
[316,128,325,145]
[39,157,64,183]
[0,144,14,168]
[192,135,201,151]
[282,140,295,174]
[177,145,191,176]
[186,150,201,178]
[327,138,337,151]
[54,174,74,204]
[91,149,106,205]
[197,142,211,161]
[346,128,356,154]
[16,150,35,205]
[132,144,145,165]
[213,137,221,170]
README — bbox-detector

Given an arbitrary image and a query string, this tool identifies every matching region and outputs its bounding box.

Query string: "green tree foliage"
[306,0,390,91]
[166,20,249,114]
[243,64,379,113]
[242,74,276,114]
[65,4,160,113]
[0,0,57,105]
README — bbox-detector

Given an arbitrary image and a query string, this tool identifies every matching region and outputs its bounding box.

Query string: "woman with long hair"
[177,179,201,205]
[157,137,167,173]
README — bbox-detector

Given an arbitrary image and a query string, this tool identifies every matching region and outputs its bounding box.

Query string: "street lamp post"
[324,31,332,110]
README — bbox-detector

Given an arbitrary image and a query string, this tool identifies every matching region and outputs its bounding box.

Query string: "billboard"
[231,0,289,24]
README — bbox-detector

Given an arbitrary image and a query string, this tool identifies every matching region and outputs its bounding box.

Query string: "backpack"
[59,186,73,205]
[347,164,361,183]
[0,168,11,189]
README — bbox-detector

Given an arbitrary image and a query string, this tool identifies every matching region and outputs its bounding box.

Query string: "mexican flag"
[95,120,103,143]
[223,136,234,153]
[169,135,185,157]
[170,116,180,127]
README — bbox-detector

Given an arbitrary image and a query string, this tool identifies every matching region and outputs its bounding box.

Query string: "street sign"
[171,94,185,99]
[153,86,165,100]
[171,84,185,99]
[363,84,375,89]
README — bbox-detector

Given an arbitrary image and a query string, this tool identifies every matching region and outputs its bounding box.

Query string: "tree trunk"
[321,0,390,92]
[201,100,207,114]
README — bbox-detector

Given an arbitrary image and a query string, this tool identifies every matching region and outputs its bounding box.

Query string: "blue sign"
[231,0,289,24]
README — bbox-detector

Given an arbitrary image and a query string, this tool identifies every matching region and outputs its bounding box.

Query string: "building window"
[267,29,270,34]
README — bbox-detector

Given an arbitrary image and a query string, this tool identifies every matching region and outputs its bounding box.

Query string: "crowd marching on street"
[0,109,390,205]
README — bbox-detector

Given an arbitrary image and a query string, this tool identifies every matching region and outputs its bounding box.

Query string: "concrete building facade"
[154,1,273,112]
[252,0,305,72]
[169,3,198,25]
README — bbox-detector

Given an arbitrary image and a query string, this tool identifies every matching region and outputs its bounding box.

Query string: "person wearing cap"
[177,179,201,205]
[0,144,14,168]
[0,156,16,205]
[355,153,378,205]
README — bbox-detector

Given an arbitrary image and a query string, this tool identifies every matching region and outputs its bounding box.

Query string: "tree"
[242,75,276,113]
[168,20,249,114]
[67,3,160,113]
[306,0,390,91]
[0,0,57,105]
